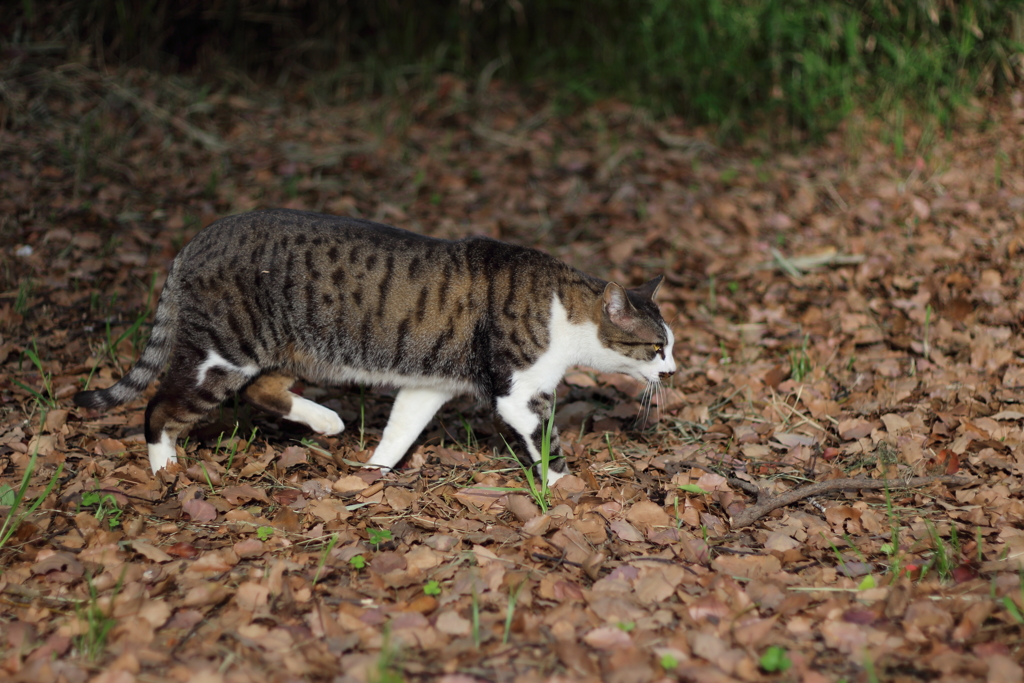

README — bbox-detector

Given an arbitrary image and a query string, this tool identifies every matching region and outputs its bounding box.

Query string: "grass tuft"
[0,451,64,561]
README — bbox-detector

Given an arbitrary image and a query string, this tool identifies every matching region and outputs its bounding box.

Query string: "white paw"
[148,432,178,474]
[286,396,345,435]
[545,467,568,486]
[365,450,397,472]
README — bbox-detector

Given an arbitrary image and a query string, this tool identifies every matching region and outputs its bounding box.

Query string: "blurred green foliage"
[4,0,1021,137]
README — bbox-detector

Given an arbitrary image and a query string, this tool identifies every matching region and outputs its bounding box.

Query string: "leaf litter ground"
[2,55,1024,683]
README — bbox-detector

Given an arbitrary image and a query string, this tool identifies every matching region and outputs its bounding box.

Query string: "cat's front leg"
[366,387,454,473]
[495,391,568,486]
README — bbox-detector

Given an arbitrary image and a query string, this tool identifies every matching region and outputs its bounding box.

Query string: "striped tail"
[74,270,179,411]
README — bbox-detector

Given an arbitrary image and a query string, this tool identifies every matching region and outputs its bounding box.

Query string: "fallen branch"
[729,475,973,528]
[55,63,228,152]
[761,247,866,276]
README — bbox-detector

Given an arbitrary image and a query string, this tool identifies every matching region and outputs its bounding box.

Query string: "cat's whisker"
[632,383,648,430]
[639,380,657,430]
[636,381,653,430]
[647,382,657,427]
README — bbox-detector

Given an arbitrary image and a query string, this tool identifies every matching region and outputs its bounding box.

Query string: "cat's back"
[174,209,575,292]
[177,209,446,268]
[155,209,604,390]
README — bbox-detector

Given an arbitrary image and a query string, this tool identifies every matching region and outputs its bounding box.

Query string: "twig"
[470,122,531,149]
[530,552,582,568]
[729,475,973,528]
[3,583,83,607]
[672,460,762,496]
[627,556,699,573]
[105,79,227,152]
[57,63,227,152]
[762,248,865,275]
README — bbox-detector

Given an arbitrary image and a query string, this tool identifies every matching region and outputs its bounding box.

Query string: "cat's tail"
[74,267,180,411]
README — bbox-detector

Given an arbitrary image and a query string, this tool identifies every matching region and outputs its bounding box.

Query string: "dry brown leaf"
[522,513,552,536]
[881,413,913,435]
[838,418,874,440]
[554,639,599,676]
[306,498,352,523]
[234,581,270,616]
[609,519,645,543]
[181,497,218,523]
[435,611,471,636]
[634,566,683,605]
[383,486,417,511]
[987,655,1024,683]
[30,551,84,578]
[332,475,367,493]
[505,493,541,522]
[221,484,271,505]
[188,549,239,573]
[130,540,172,563]
[404,545,442,572]
[549,527,593,565]
[583,626,632,650]
[233,538,266,558]
[624,501,670,533]
[271,506,301,533]
[182,582,234,608]
[710,554,781,580]
[278,445,308,468]
[453,485,506,511]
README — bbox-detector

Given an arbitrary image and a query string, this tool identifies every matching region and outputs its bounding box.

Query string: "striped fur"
[73,209,677,476]
[74,264,180,411]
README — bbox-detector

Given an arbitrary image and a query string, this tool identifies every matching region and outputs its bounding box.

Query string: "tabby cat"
[74,209,677,481]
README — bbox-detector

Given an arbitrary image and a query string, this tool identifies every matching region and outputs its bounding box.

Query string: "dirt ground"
[3,53,1024,683]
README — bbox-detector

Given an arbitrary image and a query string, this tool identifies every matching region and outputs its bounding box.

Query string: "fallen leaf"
[583,626,632,650]
[332,475,367,493]
[166,542,199,559]
[130,540,172,563]
[609,519,645,543]
[278,445,308,468]
[624,501,670,532]
[435,610,471,636]
[711,553,781,579]
[221,484,271,505]
[182,497,218,523]
[182,582,234,608]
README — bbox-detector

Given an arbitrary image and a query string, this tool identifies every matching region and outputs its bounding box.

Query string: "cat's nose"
[659,370,675,379]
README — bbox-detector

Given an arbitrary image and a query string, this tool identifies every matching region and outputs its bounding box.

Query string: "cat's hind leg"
[366,387,454,473]
[242,373,344,435]
[145,349,260,474]
[495,391,568,486]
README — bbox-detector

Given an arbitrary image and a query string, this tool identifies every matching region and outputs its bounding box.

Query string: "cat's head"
[594,275,677,383]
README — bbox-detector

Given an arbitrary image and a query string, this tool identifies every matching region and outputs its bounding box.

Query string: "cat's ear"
[631,275,664,301]
[603,282,640,332]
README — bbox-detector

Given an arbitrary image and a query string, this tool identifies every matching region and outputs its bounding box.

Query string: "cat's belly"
[303,363,476,396]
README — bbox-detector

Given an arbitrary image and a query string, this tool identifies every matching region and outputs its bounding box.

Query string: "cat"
[74,209,677,482]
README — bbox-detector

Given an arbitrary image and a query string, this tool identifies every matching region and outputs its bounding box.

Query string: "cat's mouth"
[633,372,663,384]
[633,368,675,384]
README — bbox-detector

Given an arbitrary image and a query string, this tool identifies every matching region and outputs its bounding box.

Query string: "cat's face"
[593,277,677,383]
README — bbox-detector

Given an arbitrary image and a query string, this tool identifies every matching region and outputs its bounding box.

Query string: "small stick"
[729,475,972,528]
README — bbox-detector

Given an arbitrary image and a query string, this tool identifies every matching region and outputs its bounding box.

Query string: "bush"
[4,0,1021,137]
